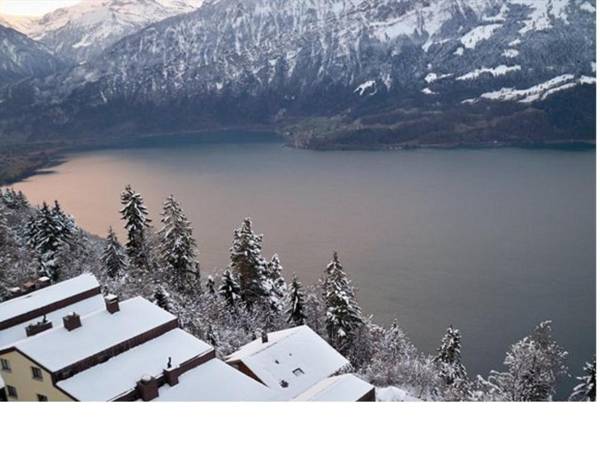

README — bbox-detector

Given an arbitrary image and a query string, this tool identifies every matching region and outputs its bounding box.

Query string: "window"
[6,385,17,399]
[292,368,305,377]
[37,394,48,402]
[0,358,10,372]
[31,366,43,381]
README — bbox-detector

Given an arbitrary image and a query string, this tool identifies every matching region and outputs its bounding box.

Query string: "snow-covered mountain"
[29,0,205,62]
[0,25,64,88]
[0,0,595,147]
[0,15,39,35]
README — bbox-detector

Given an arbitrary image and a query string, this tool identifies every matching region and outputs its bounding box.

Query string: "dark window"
[37,394,48,402]
[6,385,17,398]
[0,358,10,372]
[31,366,43,380]
[293,368,305,377]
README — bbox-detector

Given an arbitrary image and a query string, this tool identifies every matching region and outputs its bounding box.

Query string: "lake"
[10,133,595,397]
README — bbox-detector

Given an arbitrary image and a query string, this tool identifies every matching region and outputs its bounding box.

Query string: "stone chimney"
[36,277,51,289]
[25,316,53,337]
[105,294,120,314]
[63,313,82,331]
[137,375,159,401]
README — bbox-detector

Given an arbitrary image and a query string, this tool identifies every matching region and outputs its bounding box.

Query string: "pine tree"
[206,324,218,347]
[0,203,9,246]
[322,252,363,349]
[119,185,151,266]
[101,227,126,278]
[230,218,269,309]
[153,286,171,313]
[158,195,199,290]
[286,274,307,326]
[206,276,216,296]
[51,200,77,248]
[266,254,287,309]
[219,269,241,311]
[569,357,596,401]
[487,321,568,401]
[434,325,468,387]
[16,191,29,208]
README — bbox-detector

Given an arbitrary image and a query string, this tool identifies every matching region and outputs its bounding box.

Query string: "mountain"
[29,0,205,62]
[0,25,64,89]
[0,0,595,148]
[0,15,39,34]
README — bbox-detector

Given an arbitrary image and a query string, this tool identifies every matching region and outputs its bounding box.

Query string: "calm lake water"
[10,133,595,397]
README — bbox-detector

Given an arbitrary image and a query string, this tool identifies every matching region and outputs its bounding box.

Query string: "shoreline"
[1,129,595,186]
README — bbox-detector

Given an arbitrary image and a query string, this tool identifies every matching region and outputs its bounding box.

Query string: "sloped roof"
[0,294,105,350]
[57,328,213,401]
[151,358,276,402]
[226,325,350,399]
[8,297,176,372]
[293,374,374,401]
[0,273,99,325]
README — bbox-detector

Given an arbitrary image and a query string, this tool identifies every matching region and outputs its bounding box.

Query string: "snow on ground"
[354,80,376,96]
[457,65,521,80]
[15,297,176,371]
[226,325,350,400]
[0,273,99,325]
[509,0,570,35]
[422,87,436,95]
[376,386,421,402]
[579,1,595,13]
[460,24,502,49]
[425,72,452,83]
[57,329,213,401]
[472,74,593,104]
[502,49,519,58]
[454,46,464,56]
[294,374,373,401]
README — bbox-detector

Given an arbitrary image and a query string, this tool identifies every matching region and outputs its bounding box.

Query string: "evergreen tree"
[266,254,287,309]
[0,203,9,246]
[434,325,468,391]
[569,357,596,401]
[205,276,216,296]
[119,185,151,266]
[206,323,218,347]
[101,226,126,278]
[153,286,171,313]
[322,252,363,349]
[219,269,241,311]
[286,274,307,326]
[16,190,29,208]
[487,321,568,401]
[230,218,269,309]
[51,200,77,248]
[158,195,199,290]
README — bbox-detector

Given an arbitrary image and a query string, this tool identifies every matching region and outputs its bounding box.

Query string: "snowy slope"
[29,0,205,62]
[0,0,595,147]
[0,15,39,35]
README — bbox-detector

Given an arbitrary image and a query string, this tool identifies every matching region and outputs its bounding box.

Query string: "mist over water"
[11,133,595,397]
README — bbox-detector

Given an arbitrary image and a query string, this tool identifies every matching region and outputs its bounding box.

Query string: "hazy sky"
[0,0,81,16]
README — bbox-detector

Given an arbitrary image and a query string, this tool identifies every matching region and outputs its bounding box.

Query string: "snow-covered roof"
[376,386,421,402]
[293,374,374,401]
[0,294,105,350]
[57,329,212,401]
[0,273,99,325]
[10,297,176,372]
[151,358,276,402]
[226,325,350,400]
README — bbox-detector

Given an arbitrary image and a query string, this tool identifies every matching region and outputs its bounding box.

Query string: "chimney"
[105,294,120,314]
[25,318,53,337]
[36,277,51,289]
[163,369,179,387]
[22,281,37,294]
[8,287,22,299]
[63,313,82,331]
[137,375,159,401]
[261,330,269,344]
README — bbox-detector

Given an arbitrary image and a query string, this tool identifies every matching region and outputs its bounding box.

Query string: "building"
[226,325,375,401]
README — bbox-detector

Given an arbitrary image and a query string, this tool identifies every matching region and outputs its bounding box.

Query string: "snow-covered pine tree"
[119,185,151,266]
[266,254,287,310]
[487,321,568,401]
[16,190,29,208]
[322,252,363,350]
[219,269,242,311]
[569,357,596,401]
[230,218,269,309]
[205,276,216,296]
[434,326,467,383]
[0,203,9,246]
[286,274,307,326]
[51,200,77,248]
[206,323,218,347]
[158,195,199,290]
[101,226,126,279]
[153,286,171,313]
